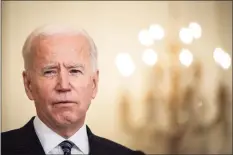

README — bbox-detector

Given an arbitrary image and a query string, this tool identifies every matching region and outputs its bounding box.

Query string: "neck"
[38,115,85,139]
[54,122,85,139]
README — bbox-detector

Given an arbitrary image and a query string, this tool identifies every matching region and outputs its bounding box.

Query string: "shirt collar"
[33,116,89,154]
[69,124,89,154]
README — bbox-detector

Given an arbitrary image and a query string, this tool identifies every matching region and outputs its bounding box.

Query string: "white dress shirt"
[33,116,90,154]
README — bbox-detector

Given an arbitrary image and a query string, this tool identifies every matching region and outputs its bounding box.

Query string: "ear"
[22,71,34,100]
[91,70,99,99]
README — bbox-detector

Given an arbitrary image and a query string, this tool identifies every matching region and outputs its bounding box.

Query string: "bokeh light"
[142,49,158,66]
[148,24,165,40]
[179,27,194,44]
[189,22,202,39]
[213,48,231,70]
[179,48,193,67]
[138,29,154,46]
[115,52,136,77]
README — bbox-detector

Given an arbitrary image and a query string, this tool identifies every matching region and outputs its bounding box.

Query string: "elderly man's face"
[23,34,98,129]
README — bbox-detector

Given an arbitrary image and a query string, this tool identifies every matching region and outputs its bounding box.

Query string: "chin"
[55,112,82,126]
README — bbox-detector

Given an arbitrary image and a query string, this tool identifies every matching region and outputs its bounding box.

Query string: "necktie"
[60,140,74,155]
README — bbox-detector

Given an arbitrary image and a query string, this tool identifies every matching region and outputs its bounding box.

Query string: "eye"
[43,70,57,77]
[69,69,82,75]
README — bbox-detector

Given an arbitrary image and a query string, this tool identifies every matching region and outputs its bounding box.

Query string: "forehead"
[33,34,90,52]
[31,34,91,60]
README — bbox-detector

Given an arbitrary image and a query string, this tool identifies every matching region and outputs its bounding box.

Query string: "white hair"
[22,24,98,71]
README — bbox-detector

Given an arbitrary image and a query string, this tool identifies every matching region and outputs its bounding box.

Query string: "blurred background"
[2,1,232,154]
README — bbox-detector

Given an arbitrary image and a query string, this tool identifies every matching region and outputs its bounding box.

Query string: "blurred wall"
[2,1,232,150]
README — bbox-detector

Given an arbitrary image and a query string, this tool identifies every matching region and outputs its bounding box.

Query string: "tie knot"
[60,140,74,155]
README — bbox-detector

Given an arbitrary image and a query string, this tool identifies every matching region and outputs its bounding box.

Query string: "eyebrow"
[64,63,85,70]
[41,63,59,71]
[41,63,85,72]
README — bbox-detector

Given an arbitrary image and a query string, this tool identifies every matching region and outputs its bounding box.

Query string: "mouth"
[53,101,77,105]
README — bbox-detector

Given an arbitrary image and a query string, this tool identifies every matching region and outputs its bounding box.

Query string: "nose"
[56,69,71,92]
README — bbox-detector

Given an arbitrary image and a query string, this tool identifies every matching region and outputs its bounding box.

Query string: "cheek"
[32,79,55,101]
[71,78,93,99]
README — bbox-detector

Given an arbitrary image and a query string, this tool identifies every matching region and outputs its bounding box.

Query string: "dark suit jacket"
[2,117,145,155]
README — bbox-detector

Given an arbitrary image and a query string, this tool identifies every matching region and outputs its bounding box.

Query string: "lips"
[53,100,77,104]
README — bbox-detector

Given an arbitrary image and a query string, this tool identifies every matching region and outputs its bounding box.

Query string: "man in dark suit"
[2,25,145,155]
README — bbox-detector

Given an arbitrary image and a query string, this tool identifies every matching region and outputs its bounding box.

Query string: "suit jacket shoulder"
[1,118,45,155]
[1,117,145,155]
[2,127,24,150]
[87,126,145,155]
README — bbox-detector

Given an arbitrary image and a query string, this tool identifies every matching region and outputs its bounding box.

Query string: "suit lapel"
[87,126,107,155]
[15,118,107,155]
[18,117,46,155]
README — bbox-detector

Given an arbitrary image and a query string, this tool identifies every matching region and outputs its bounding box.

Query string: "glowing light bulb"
[138,29,154,46]
[179,27,193,44]
[179,48,193,67]
[115,52,135,77]
[148,24,165,40]
[213,48,225,64]
[142,49,158,66]
[213,48,231,70]
[189,22,202,39]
